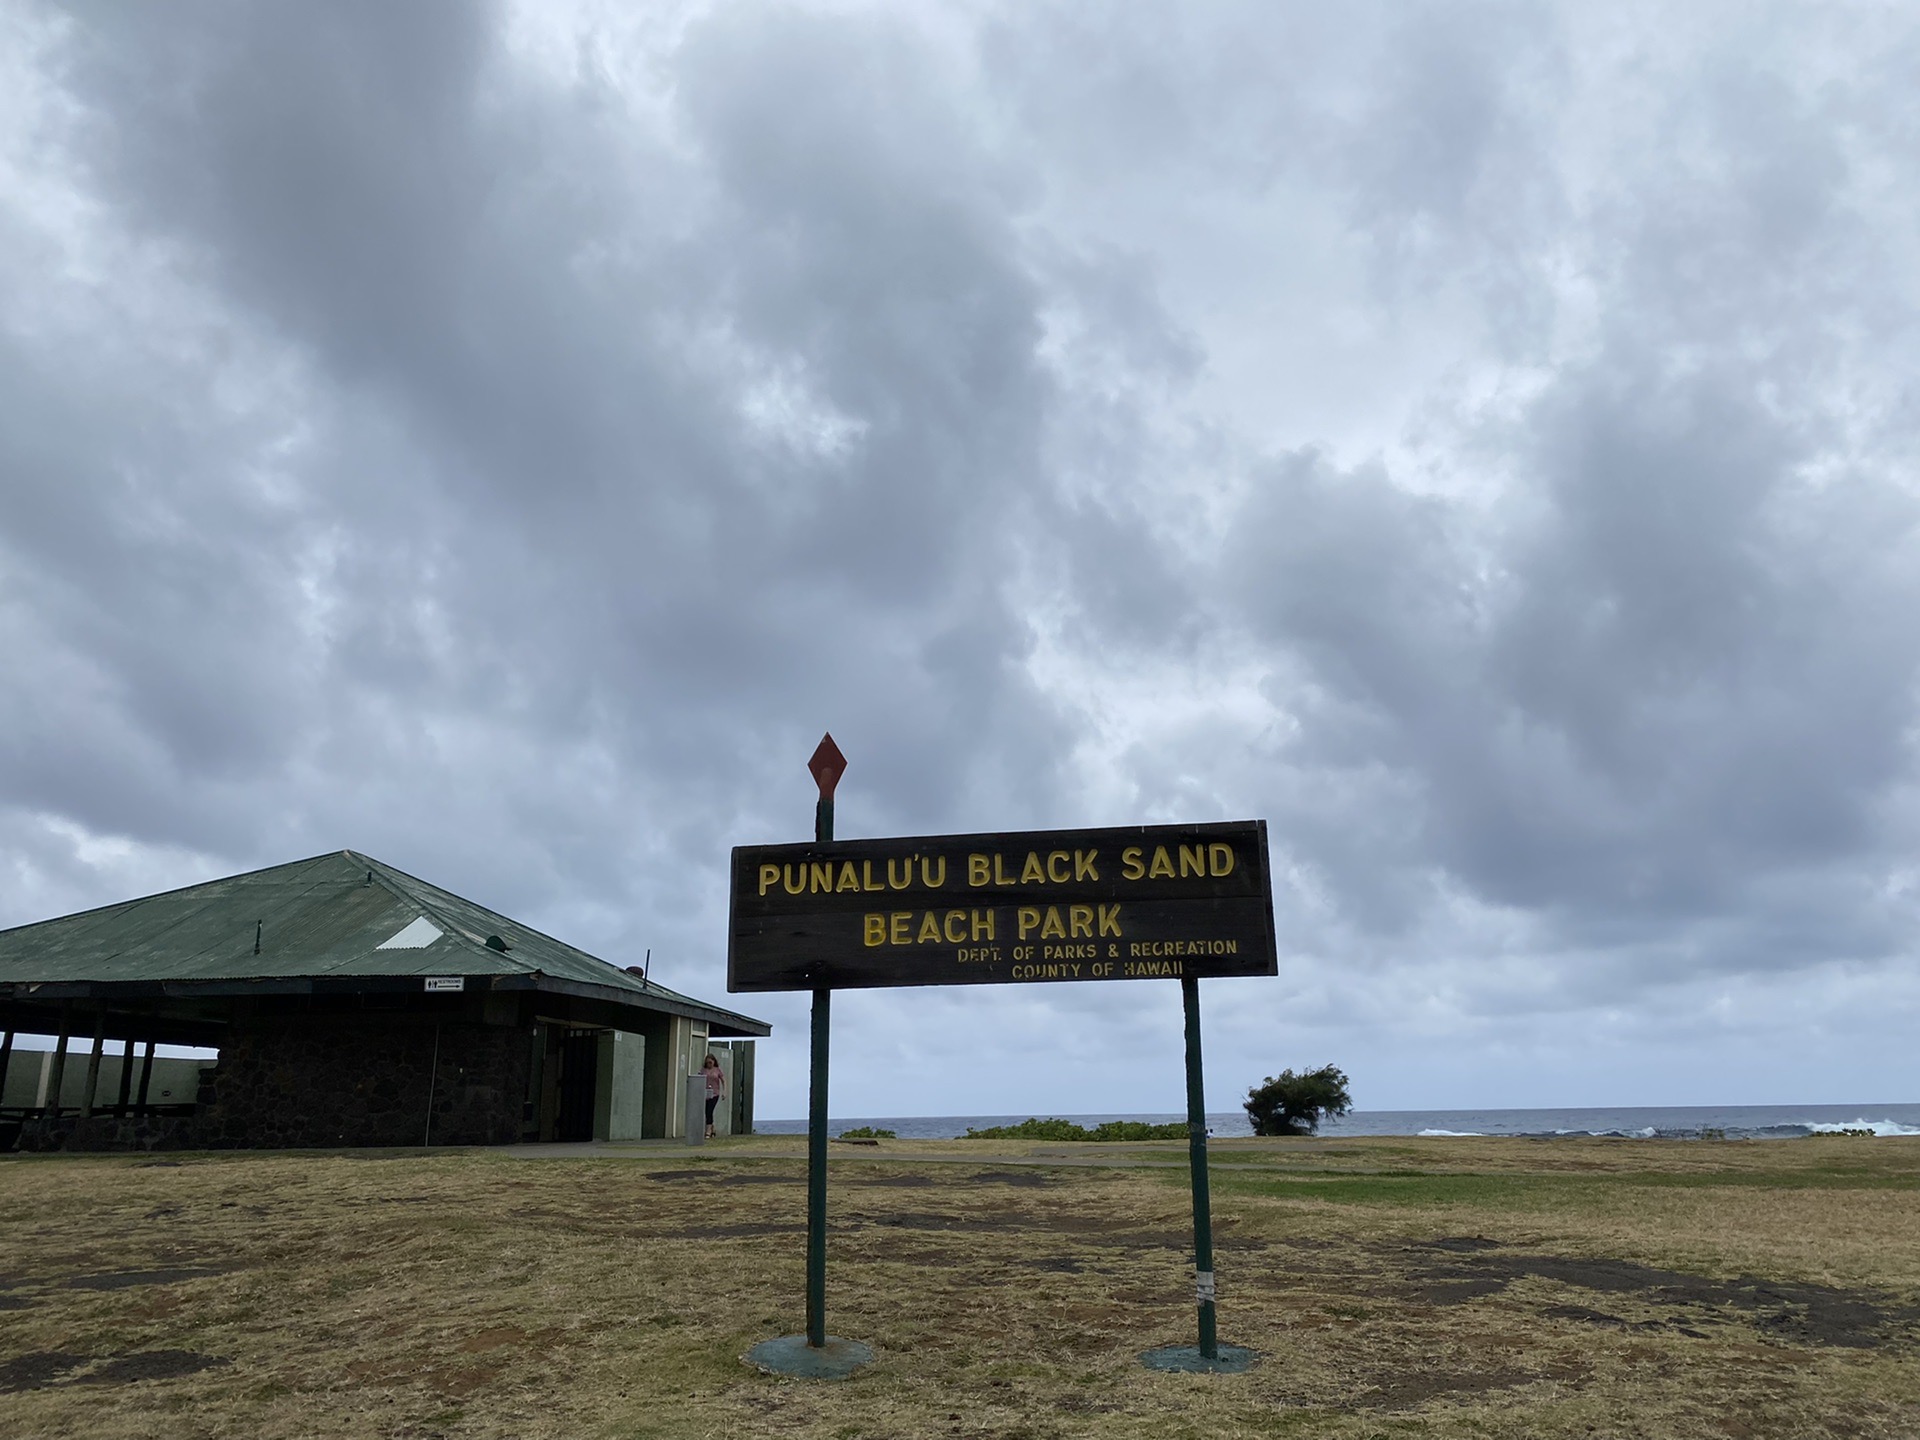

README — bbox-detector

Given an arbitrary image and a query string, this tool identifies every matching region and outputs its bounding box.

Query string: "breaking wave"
[1804,1119,1920,1137]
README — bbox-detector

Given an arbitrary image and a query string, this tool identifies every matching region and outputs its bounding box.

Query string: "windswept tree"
[1244,1065,1353,1137]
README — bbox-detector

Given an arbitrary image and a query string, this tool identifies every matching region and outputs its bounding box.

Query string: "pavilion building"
[0,850,768,1151]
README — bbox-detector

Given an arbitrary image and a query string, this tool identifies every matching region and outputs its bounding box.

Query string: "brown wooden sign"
[727,820,1275,992]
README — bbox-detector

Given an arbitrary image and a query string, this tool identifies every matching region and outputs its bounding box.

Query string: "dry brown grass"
[2,1134,1917,1438]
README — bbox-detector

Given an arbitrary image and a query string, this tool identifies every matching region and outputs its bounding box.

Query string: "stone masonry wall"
[14,1114,202,1153]
[192,1016,530,1149]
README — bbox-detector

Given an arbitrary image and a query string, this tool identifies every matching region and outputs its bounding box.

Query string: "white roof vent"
[376,916,444,950]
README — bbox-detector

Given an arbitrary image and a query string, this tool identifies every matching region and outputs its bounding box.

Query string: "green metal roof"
[0,850,767,1034]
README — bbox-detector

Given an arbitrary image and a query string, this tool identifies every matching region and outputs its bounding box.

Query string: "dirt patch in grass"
[1413,1276,1511,1304]
[77,1350,230,1385]
[643,1167,799,1187]
[867,1209,1001,1232]
[0,1348,227,1391]
[1425,1234,1504,1252]
[1399,1242,1920,1348]
[967,1169,1050,1187]
[1541,1301,1634,1328]
[664,1221,806,1239]
[65,1265,231,1291]
[0,1350,88,1392]
[456,1326,527,1353]
[850,1235,968,1266]
[1362,1362,1548,1410]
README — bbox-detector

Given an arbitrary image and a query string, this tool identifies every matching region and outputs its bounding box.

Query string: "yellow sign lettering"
[855,908,1005,947]
[1121,846,1145,879]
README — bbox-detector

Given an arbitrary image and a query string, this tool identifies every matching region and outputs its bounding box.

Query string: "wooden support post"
[423,1023,441,1147]
[115,1035,136,1116]
[44,1004,73,1118]
[523,1024,545,1140]
[82,1011,106,1119]
[0,1029,13,1110]
[134,1039,155,1115]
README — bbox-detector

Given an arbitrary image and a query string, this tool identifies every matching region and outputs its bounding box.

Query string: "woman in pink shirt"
[702,1053,725,1139]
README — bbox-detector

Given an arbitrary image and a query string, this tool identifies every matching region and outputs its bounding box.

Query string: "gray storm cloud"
[3,1,1916,1113]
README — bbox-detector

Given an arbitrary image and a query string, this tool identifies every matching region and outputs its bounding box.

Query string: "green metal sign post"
[805,980,829,1345]
[747,735,874,1380]
[1139,977,1255,1372]
[1185,975,1217,1358]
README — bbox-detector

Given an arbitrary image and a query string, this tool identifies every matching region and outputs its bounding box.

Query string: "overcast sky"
[4,2,1918,1118]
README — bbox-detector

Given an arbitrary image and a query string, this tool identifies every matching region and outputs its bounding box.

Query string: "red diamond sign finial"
[807,733,847,800]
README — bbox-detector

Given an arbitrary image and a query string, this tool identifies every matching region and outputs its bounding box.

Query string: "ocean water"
[758,1103,1920,1142]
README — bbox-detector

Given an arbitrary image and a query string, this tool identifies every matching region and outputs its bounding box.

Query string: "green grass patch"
[1204,1163,1920,1209]
[1209,1169,1571,1208]
[1598,1167,1920,1191]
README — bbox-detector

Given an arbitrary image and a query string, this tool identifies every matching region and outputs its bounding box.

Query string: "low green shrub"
[962,1117,1190,1141]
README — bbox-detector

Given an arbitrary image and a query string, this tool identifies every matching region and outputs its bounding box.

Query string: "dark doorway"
[556,1029,600,1141]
